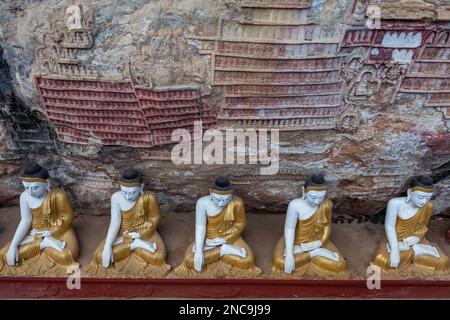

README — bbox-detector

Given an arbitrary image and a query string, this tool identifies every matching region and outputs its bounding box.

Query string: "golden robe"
[371,202,448,275]
[272,199,349,279]
[0,189,79,276]
[174,196,261,277]
[86,191,170,277]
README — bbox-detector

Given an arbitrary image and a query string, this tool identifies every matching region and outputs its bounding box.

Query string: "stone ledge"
[0,277,449,298]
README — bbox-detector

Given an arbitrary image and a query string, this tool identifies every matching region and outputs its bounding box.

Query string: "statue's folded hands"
[300,240,322,252]
[205,238,227,247]
[404,236,421,247]
[30,229,51,237]
[309,247,340,262]
[40,236,66,252]
[130,239,157,253]
[124,231,141,240]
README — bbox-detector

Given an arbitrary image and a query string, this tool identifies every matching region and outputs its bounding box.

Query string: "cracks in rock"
[431,160,450,184]
[432,105,450,132]
[0,45,56,154]
[332,213,384,225]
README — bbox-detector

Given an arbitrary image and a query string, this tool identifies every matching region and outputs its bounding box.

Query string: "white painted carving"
[382,32,422,48]
[392,49,414,64]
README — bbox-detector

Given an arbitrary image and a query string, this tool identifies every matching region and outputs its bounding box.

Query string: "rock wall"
[0,0,449,216]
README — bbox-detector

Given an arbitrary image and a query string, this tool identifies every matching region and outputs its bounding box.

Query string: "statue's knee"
[185,255,195,268]
[239,256,253,268]
[150,251,162,260]
[47,249,71,265]
[19,243,39,258]
[134,249,151,262]
[142,250,164,264]
[327,260,343,272]
[274,256,285,269]
[95,252,102,264]
[155,253,165,264]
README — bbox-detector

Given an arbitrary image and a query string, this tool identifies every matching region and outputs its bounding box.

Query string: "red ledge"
[0,277,450,299]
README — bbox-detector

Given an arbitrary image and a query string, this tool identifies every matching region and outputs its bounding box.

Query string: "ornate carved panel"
[342,1,450,123]
[190,1,344,130]
[33,3,218,148]
[397,29,450,119]
[35,77,217,147]
[351,161,416,198]
[35,3,98,78]
[32,0,450,145]
[238,0,311,9]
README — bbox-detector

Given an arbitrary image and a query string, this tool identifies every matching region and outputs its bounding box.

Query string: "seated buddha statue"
[86,168,170,277]
[272,174,349,279]
[370,175,449,276]
[0,163,79,276]
[174,176,261,277]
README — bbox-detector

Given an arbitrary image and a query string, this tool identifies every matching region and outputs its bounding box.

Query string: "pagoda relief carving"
[34,3,217,148]
[188,0,346,131]
[31,0,450,150]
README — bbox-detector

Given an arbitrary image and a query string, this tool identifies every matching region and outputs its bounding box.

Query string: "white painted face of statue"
[407,189,433,208]
[305,190,327,208]
[120,185,143,202]
[210,193,232,208]
[22,181,48,199]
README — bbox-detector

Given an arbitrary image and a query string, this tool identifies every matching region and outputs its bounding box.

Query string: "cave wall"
[0,0,449,216]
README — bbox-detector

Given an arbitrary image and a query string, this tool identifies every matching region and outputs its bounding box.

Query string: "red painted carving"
[421,47,450,60]
[218,117,336,129]
[215,70,341,85]
[410,62,450,76]
[35,77,217,147]
[225,95,341,108]
[398,26,449,116]
[217,41,338,59]
[224,83,343,97]
[426,93,450,107]
[240,0,310,9]
[223,107,338,119]
[341,21,449,64]
[215,56,341,71]
[213,37,343,128]
[342,16,449,119]
[342,29,376,47]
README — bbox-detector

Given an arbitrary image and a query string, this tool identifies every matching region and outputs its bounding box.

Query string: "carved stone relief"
[34,4,217,148]
[189,0,345,130]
